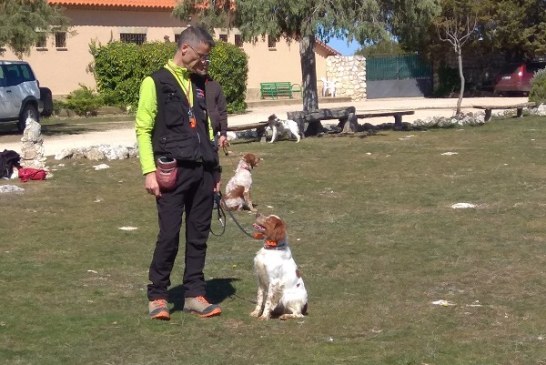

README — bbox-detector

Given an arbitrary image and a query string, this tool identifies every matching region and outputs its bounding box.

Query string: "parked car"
[0,60,52,132]
[494,60,546,96]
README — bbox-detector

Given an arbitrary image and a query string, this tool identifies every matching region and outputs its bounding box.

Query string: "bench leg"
[516,107,524,118]
[257,126,267,143]
[484,109,492,122]
[394,114,402,129]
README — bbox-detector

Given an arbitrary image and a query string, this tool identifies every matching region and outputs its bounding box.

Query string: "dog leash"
[210,192,227,236]
[210,192,256,239]
[225,207,256,239]
[222,143,241,173]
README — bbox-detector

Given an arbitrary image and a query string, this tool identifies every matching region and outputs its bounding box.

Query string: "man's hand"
[218,135,229,148]
[214,180,221,193]
[145,172,162,197]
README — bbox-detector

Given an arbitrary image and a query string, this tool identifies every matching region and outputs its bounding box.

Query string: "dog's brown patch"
[223,185,244,201]
[256,215,286,243]
[242,153,260,169]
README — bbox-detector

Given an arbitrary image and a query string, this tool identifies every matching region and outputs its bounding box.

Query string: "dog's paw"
[250,310,261,317]
[279,313,304,320]
[258,315,271,321]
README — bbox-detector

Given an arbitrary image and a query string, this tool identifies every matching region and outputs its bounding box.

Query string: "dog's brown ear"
[244,153,259,168]
[268,216,286,242]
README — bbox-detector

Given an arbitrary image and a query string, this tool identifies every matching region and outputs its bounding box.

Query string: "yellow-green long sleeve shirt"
[135,60,192,175]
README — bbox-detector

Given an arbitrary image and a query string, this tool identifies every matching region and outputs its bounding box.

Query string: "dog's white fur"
[226,131,238,141]
[267,114,302,143]
[251,214,308,320]
[223,153,260,212]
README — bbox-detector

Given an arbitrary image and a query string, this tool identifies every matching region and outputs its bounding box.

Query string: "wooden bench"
[227,121,269,142]
[288,107,417,135]
[355,110,415,128]
[472,102,536,122]
[260,82,301,99]
[227,121,268,132]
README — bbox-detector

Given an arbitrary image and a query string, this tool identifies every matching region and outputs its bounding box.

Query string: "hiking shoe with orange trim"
[148,299,170,320]
[184,296,222,318]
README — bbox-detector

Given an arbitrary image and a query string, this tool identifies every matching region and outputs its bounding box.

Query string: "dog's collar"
[264,239,288,250]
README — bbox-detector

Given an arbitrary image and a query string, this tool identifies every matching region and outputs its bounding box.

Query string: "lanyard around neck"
[165,64,193,108]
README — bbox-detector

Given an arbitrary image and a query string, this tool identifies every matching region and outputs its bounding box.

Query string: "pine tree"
[0,0,69,58]
[173,0,388,112]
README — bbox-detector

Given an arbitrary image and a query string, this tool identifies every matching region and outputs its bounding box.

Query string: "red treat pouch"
[155,156,178,191]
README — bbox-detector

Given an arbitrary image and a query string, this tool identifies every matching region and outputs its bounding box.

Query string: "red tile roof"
[47,0,237,10]
[48,0,176,9]
[315,40,341,56]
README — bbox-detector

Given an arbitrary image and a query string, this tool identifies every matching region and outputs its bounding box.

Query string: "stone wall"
[325,55,367,100]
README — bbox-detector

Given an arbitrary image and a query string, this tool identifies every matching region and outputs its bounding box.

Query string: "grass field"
[1,116,545,365]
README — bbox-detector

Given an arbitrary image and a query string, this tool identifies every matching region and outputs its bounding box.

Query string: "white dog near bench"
[267,114,303,143]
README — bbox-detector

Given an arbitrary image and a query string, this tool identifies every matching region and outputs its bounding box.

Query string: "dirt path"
[0,96,529,157]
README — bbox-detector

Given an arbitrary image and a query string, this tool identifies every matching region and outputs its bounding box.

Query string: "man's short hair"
[177,25,215,49]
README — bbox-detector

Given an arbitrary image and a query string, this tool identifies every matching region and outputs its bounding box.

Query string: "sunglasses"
[187,44,210,63]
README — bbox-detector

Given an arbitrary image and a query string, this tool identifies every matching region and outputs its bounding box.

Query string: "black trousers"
[147,161,214,301]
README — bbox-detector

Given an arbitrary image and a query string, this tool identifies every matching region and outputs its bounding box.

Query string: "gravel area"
[0,96,529,157]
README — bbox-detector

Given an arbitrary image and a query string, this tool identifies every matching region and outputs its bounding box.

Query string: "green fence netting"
[367,55,432,81]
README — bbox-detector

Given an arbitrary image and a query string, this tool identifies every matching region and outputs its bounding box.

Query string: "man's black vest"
[150,67,218,167]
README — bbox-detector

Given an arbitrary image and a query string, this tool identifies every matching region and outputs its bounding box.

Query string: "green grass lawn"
[1,116,545,365]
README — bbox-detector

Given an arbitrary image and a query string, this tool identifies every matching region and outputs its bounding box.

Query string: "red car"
[494,61,546,96]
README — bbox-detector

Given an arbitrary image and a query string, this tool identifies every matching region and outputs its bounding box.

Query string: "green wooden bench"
[260,82,301,99]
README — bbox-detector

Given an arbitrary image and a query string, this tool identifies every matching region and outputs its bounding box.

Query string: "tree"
[173,0,388,112]
[435,0,477,114]
[386,0,442,56]
[390,0,546,63]
[485,0,546,61]
[355,39,407,58]
[0,0,69,58]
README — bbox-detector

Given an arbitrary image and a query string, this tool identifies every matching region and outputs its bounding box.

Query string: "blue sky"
[326,37,361,55]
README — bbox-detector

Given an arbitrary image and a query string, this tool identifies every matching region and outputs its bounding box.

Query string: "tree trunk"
[299,34,319,112]
[456,45,464,115]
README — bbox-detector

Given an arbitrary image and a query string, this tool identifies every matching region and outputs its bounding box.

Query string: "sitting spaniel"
[251,213,308,320]
[267,114,303,143]
[222,153,261,212]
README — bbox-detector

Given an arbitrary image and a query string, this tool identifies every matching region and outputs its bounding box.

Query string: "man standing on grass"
[135,26,222,320]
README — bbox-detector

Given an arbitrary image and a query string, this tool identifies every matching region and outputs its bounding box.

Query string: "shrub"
[52,99,67,116]
[64,85,103,116]
[91,41,169,109]
[90,40,248,113]
[208,41,248,113]
[434,64,459,97]
[529,68,546,105]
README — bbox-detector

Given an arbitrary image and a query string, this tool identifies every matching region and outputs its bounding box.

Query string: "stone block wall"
[325,55,367,100]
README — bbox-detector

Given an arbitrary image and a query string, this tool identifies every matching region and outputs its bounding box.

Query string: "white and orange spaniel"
[251,213,308,320]
[222,153,261,212]
[267,114,303,143]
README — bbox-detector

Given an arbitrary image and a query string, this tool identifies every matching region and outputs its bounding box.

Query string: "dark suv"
[494,61,546,96]
[0,60,52,132]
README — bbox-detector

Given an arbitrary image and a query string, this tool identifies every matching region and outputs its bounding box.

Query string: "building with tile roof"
[0,0,340,98]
